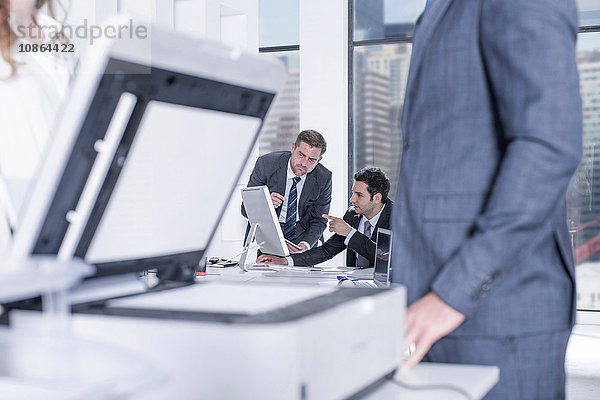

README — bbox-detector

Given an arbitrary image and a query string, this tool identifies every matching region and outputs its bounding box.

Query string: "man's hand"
[401,292,466,370]
[256,254,288,265]
[322,214,353,236]
[271,192,285,208]
[286,240,308,254]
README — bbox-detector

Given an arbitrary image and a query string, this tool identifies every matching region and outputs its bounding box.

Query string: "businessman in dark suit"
[257,167,392,268]
[391,0,582,399]
[243,130,332,250]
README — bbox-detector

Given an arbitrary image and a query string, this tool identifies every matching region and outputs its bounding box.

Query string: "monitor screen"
[86,100,260,263]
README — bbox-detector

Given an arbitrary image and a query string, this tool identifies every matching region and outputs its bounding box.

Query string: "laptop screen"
[373,228,392,285]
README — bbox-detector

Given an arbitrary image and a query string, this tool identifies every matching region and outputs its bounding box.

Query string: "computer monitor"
[9,17,286,283]
[373,228,392,286]
[239,186,289,269]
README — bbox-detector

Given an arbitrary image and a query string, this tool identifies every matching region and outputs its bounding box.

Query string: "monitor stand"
[238,222,259,271]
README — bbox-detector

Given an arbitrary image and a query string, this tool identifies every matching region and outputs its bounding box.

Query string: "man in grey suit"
[257,167,392,268]
[392,0,582,398]
[243,130,332,251]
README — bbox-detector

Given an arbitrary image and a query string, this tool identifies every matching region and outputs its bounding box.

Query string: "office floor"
[566,314,600,400]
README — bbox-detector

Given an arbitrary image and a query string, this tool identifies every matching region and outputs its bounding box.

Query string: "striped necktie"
[283,176,301,241]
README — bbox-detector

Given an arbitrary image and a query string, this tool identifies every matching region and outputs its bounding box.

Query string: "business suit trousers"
[425,329,571,400]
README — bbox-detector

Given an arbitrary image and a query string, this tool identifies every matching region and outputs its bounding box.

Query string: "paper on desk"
[106,282,337,315]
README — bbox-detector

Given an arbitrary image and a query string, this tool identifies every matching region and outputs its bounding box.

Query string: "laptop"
[337,228,393,287]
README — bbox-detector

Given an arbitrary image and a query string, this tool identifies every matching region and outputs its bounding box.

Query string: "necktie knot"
[292,176,301,185]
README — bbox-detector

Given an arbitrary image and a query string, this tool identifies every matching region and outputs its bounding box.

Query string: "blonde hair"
[0,0,65,78]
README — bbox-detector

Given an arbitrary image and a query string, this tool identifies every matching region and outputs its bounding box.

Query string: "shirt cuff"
[300,241,311,250]
[344,229,357,246]
[286,256,294,266]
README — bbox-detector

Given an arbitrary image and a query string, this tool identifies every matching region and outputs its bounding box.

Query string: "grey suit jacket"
[292,200,393,268]
[391,0,582,337]
[243,151,332,247]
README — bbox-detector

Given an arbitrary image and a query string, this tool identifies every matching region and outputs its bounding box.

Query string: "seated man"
[258,167,392,268]
[242,130,332,251]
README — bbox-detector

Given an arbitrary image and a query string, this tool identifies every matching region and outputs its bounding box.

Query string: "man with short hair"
[243,130,332,251]
[258,167,392,268]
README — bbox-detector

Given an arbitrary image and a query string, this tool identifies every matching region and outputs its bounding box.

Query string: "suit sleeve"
[347,231,376,263]
[241,156,267,218]
[431,0,582,316]
[296,171,332,247]
[291,233,346,266]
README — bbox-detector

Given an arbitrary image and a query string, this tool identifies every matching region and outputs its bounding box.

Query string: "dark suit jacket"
[391,0,581,337]
[242,151,332,247]
[291,200,393,268]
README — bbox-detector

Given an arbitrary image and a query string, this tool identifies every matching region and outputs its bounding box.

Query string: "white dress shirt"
[344,203,386,246]
[0,13,76,252]
[278,161,306,223]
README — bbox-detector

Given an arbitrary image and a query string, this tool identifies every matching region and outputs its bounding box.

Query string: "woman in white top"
[0,0,75,251]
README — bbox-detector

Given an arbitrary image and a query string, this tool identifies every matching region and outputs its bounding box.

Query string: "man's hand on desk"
[256,254,288,265]
[401,292,465,370]
[271,192,285,208]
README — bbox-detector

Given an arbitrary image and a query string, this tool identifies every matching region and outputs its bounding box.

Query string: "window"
[258,0,299,155]
[569,31,600,311]
[353,0,425,41]
[351,0,600,310]
[350,0,421,199]
[259,0,298,47]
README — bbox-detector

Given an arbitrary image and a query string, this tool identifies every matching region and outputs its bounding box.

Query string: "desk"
[202,264,371,285]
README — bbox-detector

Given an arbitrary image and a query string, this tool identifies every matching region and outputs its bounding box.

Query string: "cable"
[221,241,266,263]
[390,378,475,400]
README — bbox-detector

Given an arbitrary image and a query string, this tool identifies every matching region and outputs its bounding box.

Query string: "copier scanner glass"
[86,102,259,263]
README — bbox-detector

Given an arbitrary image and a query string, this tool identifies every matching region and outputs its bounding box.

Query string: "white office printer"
[7,17,406,400]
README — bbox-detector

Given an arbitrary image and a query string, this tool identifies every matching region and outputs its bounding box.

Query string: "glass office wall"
[353,44,410,198]
[258,52,300,155]
[353,0,425,41]
[351,0,420,199]
[578,0,600,27]
[570,32,600,310]
[258,0,300,155]
[351,0,600,310]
